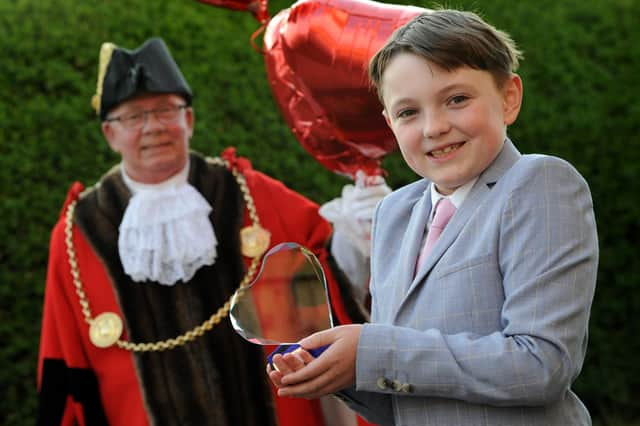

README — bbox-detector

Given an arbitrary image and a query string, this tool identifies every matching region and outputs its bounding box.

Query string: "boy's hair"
[369,9,523,102]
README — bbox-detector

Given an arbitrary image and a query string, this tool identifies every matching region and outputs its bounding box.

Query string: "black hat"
[91,37,193,120]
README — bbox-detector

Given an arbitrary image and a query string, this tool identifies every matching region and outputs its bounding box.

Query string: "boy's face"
[102,93,194,184]
[381,53,522,194]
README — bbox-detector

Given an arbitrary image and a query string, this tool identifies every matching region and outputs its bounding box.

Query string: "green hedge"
[1,0,638,424]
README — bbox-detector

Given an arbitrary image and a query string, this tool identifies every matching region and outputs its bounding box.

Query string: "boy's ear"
[382,109,392,128]
[502,74,523,126]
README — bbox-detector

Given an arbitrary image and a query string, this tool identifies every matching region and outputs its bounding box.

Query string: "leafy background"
[1,0,638,425]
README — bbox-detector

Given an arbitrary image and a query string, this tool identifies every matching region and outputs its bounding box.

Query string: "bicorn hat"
[91,37,193,120]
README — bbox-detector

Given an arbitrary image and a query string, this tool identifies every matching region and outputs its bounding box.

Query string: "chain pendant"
[240,225,271,258]
[89,312,123,348]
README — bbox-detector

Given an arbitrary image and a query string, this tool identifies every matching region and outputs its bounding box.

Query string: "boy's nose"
[422,110,450,139]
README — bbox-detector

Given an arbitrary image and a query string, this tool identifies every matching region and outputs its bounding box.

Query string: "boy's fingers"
[277,370,336,399]
[272,376,286,388]
[266,365,285,387]
[280,355,331,386]
[301,350,315,364]
[283,350,306,370]
[299,328,335,350]
[271,354,294,374]
[292,347,315,364]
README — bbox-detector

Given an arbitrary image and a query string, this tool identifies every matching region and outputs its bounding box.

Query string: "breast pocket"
[425,254,504,334]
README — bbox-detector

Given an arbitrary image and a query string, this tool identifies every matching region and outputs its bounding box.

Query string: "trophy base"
[267,344,329,369]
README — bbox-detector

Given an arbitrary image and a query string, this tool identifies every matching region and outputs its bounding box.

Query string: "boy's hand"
[267,324,363,399]
[267,347,314,387]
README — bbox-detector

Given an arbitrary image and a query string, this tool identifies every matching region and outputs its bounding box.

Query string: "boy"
[268,9,598,426]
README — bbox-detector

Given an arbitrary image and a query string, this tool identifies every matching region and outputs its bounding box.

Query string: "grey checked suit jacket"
[338,140,598,426]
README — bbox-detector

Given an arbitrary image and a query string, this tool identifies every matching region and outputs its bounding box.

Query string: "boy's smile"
[429,141,464,159]
[381,52,522,194]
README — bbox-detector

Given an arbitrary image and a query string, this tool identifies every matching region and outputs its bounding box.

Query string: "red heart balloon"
[196,0,270,23]
[263,0,425,179]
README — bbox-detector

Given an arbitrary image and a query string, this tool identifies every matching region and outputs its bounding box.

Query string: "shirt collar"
[428,177,478,221]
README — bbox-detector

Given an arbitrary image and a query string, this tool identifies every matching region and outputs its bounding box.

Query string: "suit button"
[376,377,391,390]
[399,383,414,393]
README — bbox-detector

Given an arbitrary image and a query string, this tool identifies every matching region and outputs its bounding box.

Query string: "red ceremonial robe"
[37,148,371,426]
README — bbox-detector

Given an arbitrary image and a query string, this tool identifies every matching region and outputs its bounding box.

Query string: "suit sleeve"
[356,157,598,406]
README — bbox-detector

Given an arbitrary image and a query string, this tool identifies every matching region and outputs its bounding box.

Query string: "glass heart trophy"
[230,242,333,367]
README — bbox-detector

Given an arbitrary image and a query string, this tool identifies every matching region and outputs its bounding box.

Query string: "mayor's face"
[102,93,193,184]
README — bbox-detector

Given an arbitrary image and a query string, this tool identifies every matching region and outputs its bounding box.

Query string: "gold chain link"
[64,157,261,352]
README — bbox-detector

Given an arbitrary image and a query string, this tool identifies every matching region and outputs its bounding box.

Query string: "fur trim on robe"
[74,152,277,426]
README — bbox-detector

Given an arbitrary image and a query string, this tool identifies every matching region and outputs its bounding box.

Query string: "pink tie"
[416,198,456,272]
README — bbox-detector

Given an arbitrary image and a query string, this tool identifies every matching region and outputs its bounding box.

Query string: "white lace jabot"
[118,162,218,285]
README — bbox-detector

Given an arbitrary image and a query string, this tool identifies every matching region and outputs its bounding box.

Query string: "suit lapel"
[394,139,522,316]
[396,184,432,295]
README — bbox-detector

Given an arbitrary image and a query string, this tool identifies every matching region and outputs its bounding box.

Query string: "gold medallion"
[240,225,271,258]
[89,312,123,348]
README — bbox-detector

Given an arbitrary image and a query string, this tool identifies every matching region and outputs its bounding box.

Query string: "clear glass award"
[230,242,332,366]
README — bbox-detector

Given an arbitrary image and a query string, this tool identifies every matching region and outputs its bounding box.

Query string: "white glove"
[320,171,391,300]
[320,171,391,258]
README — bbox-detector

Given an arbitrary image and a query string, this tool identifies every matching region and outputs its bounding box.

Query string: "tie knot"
[431,198,456,229]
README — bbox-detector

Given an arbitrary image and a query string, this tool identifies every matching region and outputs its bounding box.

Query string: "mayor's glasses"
[105,104,187,130]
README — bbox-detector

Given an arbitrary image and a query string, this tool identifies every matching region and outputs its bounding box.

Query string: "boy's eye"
[397,109,417,119]
[448,95,469,106]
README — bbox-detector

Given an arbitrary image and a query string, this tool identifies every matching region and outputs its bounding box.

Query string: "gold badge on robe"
[240,225,271,258]
[90,312,123,348]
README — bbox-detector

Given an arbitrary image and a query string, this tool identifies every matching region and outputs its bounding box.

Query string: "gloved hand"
[321,171,391,300]
[320,171,391,258]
